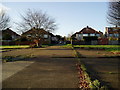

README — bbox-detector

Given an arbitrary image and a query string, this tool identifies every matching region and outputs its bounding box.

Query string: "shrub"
[92,79,100,88]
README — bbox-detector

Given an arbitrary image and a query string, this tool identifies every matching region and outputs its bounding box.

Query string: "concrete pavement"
[2,46,78,88]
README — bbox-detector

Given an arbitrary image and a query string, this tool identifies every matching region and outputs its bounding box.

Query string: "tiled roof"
[78,26,101,34]
[22,28,49,35]
[2,28,20,36]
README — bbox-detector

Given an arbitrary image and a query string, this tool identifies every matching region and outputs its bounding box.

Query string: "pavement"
[76,49,119,89]
[2,60,34,81]
[2,46,78,88]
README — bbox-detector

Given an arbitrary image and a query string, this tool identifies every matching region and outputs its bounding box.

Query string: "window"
[44,34,48,38]
[78,34,82,37]
[27,35,31,37]
[76,34,82,37]
[114,34,119,37]
[83,34,88,36]
[90,34,95,36]
[109,34,113,37]
[96,34,100,37]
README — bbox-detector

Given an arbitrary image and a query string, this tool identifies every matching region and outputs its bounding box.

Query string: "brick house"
[105,27,120,45]
[1,28,20,41]
[22,28,54,44]
[0,31,2,40]
[49,33,59,44]
[71,26,103,45]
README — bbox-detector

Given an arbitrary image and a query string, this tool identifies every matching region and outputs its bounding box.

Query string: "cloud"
[0,3,10,14]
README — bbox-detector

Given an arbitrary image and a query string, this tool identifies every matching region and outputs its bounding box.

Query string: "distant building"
[22,28,52,44]
[0,31,2,40]
[49,33,59,44]
[105,27,120,38]
[105,27,120,45]
[72,26,103,45]
[1,28,20,41]
[22,28,60,45]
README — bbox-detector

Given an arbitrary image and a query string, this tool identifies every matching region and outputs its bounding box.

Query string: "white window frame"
[90,34,95,36]
[83,34,88,36]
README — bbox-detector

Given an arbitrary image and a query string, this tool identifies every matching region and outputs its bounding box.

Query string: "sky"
[1,2,109,36]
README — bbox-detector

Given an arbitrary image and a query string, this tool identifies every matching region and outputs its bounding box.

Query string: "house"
[0,31,2,45]
[49,33,59,44]
[71,26,103,45]
[22,28,53,44]
[105,27,120,45]
[1,28,20,41]
[0,31,2,40]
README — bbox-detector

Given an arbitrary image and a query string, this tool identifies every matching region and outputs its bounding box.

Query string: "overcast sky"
[1,2,109,36]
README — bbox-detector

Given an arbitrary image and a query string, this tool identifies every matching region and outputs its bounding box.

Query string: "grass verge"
[73,46,108,89]
[0,45,30,49]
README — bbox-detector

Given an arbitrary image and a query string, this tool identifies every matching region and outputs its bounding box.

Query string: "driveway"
[2,46,78,88]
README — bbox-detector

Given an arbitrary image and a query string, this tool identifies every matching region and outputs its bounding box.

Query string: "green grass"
[73,45,120,52]
[73,45,120,48]
[0,44,54,49]
[41,44,55,48]
[61,44,73,48]
[0,45,30,49]
[62,44,120,52]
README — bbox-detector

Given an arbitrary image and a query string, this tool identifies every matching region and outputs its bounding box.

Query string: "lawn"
[0,45,51,49]
[73,45,120,52]
[73,45,120,48]
[0,45,30,49]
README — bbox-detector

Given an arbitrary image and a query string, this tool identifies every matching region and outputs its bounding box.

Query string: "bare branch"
[16,9,57,33]
[0,10,10,30]
[107,1,120,27]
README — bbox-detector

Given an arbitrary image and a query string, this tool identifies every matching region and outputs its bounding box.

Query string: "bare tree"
[0,10,10,30]
[16,9,57,33]
[107,1,120,27]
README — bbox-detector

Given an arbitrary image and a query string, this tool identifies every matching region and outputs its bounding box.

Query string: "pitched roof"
[2,28,20,36]
[22,28,49,36]
[78,26,101,34]
[48,32,55,37]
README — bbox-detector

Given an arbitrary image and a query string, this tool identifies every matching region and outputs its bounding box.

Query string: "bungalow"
[71,26,103,45]
[105,27,120,45]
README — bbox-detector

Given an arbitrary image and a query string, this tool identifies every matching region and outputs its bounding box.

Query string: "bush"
[92,79,100,88]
